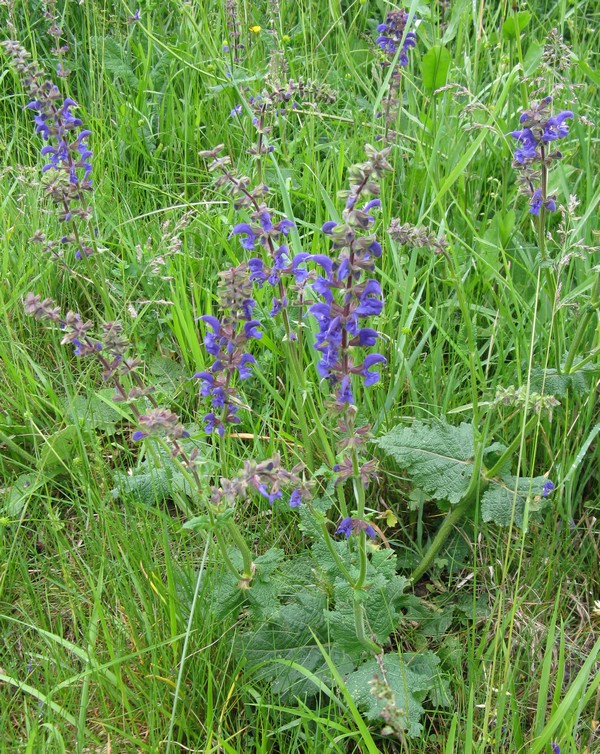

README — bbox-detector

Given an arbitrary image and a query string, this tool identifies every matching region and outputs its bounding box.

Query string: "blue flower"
[289,489,302,508]
[257,484,283,504]
[530,189,543,216]
[510,128,538,163]
[376,10,417,66]
[248,257,268,285]
[337,376,354,405]
[244,320,262,340]
[336,517,377,539]
[359,353,387,386]
[542,111,573,142]
[356,280,383,317]
[231,223,257,250]
[542,480,555,497]
[238,353,256,379]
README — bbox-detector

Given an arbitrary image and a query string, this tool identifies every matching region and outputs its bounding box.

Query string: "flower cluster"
[23,293,197,466]
[376,10,417,66]
[23,293,145,391]
[132,408,190,442]
[309,144,392,410]
[509,96,574,216]
[2,41,94,261]
[230,77,337,135]
[201,145,310,320]
[387,220,448,255]
[211,453,309,509]
[194,264,262,436]
[223,0,244,63]
[375,9,417,142]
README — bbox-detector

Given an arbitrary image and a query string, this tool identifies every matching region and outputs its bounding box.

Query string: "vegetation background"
[0,0,598,752]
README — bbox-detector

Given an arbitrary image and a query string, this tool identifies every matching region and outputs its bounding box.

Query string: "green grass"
[1,0,599,751]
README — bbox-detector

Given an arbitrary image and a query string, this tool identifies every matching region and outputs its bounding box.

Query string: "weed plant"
[0,1,599,753]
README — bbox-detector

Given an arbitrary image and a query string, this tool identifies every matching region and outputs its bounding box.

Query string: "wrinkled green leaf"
[374,421,475,504]
[63,390,121,432]
[529,367,592,397]
[345,651,450,738]
[91,37,138,90]
[40,425,79,470]
[239,594,355,700]
[481,474,550,527]
[2,471,57,517]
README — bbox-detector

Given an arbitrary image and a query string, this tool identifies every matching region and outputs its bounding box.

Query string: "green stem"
[563,275,600,373]
[410,487,480,584]
[410,440,486,583]
[353,594,381,656]
[318,517,355,585]
[484,413,539,479]
[225,519,255,582]
[443,251,481,426]
[537,149,558,308]
[214,530,245,583]
[564,344,600,374]
[511,7,529,110]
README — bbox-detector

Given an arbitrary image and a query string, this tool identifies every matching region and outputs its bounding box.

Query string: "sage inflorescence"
[509,96,574,216]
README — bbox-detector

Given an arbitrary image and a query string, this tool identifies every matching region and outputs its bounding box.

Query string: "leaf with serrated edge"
[374,422,475,504]
[345,651,447,738]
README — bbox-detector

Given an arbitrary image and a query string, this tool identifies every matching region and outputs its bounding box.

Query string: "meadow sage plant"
[509,96,574,217]
[375,9,417,142]
[200,145,309,332]
[194,263,263,436]
[3,41,96,264]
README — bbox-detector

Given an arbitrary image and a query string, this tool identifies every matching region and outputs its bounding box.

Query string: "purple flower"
[530,189,543,216]
[257,484,283,504]
[358,354,386,386]
[230,104,243,117]
[510,128,538,163]
[542,480,555,497]
[196,264,260,435]
[337,376,354,405]
[289,489,302,508]
[356,280,383,317]
[376,10,417,66]
[238,353,256,379]
[542,111,573,142]
[355,328,378,347]
[248,257,268,285]
[231,223,257,250]
[244,320,262,340]
[336,517,377,539]
[322,221,337,234]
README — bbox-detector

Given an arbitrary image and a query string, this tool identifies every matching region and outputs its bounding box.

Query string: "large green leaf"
[239,593,355,700]
[345,651,450,738]
[481,475,549,527]
[376,421,553,527]
[421,46,451,91]
[374,421,475,504]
